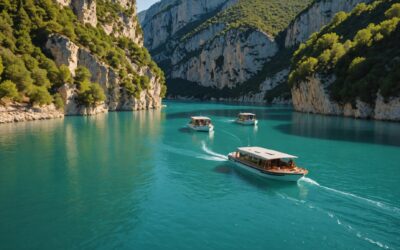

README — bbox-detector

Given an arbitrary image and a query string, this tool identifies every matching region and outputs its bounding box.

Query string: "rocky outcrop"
[46,34,162,115]
[56,0,97,26]
[285,0,371,47]
[100,0,143,45]
[292,75,400,121]
[142,0,237,50]
[171,28,278,89]
[0,104,64,124]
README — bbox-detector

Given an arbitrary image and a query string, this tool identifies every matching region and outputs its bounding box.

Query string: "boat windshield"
[192,119,211,126]
[238,114,255,120]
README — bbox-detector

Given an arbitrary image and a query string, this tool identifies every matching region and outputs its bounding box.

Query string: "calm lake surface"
[1,101,400,250]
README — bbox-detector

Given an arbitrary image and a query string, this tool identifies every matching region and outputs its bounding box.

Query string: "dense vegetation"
[289,0,400,104]
[0,0,165,108]
[185,0,313,40]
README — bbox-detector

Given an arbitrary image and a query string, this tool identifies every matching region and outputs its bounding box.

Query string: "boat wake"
[277,192,392,249]
[162,144,225,162]
[201,141,228,162]
[299,177,400,214]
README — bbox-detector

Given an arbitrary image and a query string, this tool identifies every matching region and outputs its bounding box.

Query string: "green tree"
[354,29,372,46]
[0,80,19,100]
[4,62,34,91]
[385,3,400,18]
[28,86,52,105]
[53,93,64,110]
[31,68,51,88]
[58,65,73,86]
[75,66,91,84]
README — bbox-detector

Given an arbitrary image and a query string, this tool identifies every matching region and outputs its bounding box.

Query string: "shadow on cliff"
[274,112,400,147]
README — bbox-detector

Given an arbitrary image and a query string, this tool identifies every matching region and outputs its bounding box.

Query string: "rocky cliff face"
[141,0,371,104]
[284,0,371,47]
[46,34,162,115]
[292,75,400,121]
[143,0,237,50]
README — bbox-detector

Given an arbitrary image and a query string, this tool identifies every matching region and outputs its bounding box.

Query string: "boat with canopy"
[228,146,308,181]
[236,113,258,125]
[187,116,214,132]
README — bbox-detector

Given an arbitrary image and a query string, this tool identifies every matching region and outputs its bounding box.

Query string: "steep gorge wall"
[284,0,371,47]
[46,34,162,115]
[292,75,400,121]
[0,0,163,124]
[141,0,371,104]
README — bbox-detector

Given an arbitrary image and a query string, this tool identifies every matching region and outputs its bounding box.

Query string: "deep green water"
[1,101,400,250]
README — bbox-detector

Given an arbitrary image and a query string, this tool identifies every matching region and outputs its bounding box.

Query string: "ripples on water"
[0,102,399,249]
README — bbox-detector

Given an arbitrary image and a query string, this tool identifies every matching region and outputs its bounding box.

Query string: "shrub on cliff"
[74,66,106,107]
[0,0,166,109]
[289,0,400,103]
[0,80,19,100]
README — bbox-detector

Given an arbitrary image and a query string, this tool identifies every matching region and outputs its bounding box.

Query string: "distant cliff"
[0,0,165,123]
[141,0,372,104]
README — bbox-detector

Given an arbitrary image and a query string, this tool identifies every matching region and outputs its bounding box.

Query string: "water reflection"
[275,112,400,147]
[166,108,292,121]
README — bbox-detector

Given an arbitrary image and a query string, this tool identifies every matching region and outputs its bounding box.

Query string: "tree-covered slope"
[289,0,400,104]
[0,0,165,110]
[185,0,313,39]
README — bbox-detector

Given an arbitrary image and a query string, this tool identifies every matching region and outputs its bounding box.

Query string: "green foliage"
[27,85,52,105]
[74,66,106,107]
[58,65,73,86]
[74,66,91,84]
[53,93,64,110]
[0,56,3,77]
[0,80,19,100]
[184,0,313,40]
[288,57,318,86]
[77,81,106,107]
[290,0,400,103]
[385,3,400,18]
[0,0,166,108]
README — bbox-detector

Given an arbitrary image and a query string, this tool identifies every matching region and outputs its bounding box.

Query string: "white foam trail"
[197,155,227,162]
[278,191,392,250]
[299,177,400,214]
[201,141,228,161]
[162,144,224,162]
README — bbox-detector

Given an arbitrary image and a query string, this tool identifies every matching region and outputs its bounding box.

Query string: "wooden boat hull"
[235,119,258,125]
[228,155,305,182]
[187,124,214,132]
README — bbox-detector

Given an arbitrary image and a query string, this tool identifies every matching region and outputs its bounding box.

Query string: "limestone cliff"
[284,0,371,47]
[292,76,400,121]
[141,0,369,103]
[289,0,400,121]
[0,0,164,123]
[46,34,162,115]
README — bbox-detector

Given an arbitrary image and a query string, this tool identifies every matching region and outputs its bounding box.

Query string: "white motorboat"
[187,116,214,132]
[228,146,308,182]
[236,113,258,125]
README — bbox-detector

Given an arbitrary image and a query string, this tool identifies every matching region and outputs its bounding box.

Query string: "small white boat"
[236,113,258,125]
[228,146,308,182]
[187,116,214,132]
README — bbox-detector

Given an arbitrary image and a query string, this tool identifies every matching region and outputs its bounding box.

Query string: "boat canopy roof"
[237,147,297,160]
[238,113,255,116]
[191,116,211,120]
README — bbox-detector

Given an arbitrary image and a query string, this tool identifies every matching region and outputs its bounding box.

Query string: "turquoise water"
[1,101,400,250]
